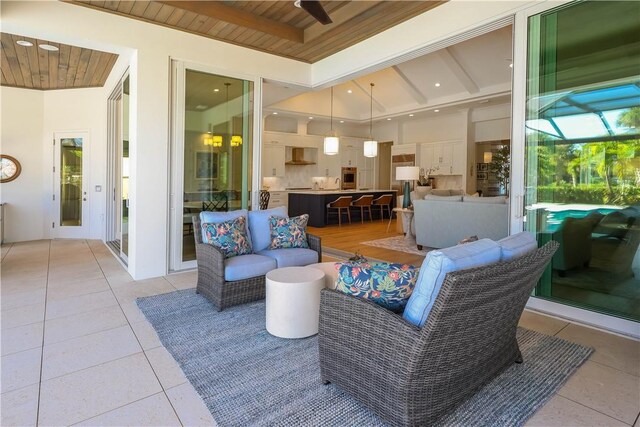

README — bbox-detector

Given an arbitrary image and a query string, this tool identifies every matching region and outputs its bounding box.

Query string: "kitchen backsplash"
[263,166,340,190]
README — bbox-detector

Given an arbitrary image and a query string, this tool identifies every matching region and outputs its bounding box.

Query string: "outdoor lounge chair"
[318,241,558,427]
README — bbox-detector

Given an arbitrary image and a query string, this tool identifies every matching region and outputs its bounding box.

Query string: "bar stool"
[326,196,352,226]
[350,195,374,223]
[372,194,393,221]
[259,190,270,210]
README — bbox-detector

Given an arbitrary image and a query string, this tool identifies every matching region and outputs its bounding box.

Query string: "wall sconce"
[484,151,493,163]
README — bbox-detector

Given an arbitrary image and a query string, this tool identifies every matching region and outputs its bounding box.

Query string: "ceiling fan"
[294,0,333,25]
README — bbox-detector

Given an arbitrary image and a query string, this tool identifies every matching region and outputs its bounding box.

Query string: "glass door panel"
[181,69,254,263]
[525,0,640,321]
[60,138,83,226]
[122,76,130,258]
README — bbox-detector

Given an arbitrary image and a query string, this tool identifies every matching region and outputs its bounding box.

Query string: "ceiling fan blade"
[300,0,332,25]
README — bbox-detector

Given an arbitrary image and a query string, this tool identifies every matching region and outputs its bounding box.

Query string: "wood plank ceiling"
[67,1,447,63]
[0,33,119,90]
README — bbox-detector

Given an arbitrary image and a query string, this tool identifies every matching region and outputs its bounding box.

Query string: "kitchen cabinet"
[419,141,464,175]
[267,191,289,209]
[316,151,342,177]
[262,141,285,177]
[343,145,359,167]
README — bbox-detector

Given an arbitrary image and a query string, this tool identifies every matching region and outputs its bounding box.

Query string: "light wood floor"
[309,218,426,266]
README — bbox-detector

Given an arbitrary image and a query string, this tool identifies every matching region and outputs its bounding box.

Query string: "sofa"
[193,206,322,311]
[413,195,509,249]
[319,234,558,426]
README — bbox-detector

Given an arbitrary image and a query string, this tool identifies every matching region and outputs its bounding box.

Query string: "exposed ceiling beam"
[353,80,386,113]
[438,48,479,94]
[390,65,428,105]
[157,1,304,43]
[304,1,380,42]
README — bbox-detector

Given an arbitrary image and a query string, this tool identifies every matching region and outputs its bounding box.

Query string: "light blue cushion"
[248,206,288,252]
[224,254,276,281]
[498,232,537,261]
[257,248,318,268]
[403,238,501,327]
[200,209,248,242]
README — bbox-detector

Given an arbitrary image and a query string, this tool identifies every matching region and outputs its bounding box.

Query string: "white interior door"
[53,131,90,238]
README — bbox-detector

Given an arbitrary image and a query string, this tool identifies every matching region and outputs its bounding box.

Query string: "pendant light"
[363,82,378,158]
[225,83,243,147]
[323,86,339,155]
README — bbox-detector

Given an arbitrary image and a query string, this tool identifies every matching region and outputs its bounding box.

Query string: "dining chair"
[203,192,228,212]
[326,196,352,226]
[350,195,374,223]
[259,190,270,210]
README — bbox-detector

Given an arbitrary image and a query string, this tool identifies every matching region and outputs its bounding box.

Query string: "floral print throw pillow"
[202,215,252,258]
[336,261,419,312]
[269,214,310,249]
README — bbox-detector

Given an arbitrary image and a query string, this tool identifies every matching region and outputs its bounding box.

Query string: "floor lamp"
[396,166,420,209]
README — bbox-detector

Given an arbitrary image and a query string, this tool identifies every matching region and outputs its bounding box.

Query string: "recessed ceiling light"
[434,109,440,113]
[308,116,313,120]
[195,105,208,110]
[273,112,278,115]
[16,40,33,47]
[340,120,344,123]
[213,88,219,92]
[387,118,391,121]
[434,83,441,87]
[409,114,414,117]
[38,44,59,51]
[509,63,513,68]
[347,89,352,94]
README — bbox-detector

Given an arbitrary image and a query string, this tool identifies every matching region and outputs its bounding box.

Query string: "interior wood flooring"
[309,218,426,267]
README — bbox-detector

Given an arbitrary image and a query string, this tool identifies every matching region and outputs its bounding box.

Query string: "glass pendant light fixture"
[363,82,378,158]
[323,86,339,155]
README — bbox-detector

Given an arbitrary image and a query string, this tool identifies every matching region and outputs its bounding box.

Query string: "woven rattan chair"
[318,241,558,427]
[372,194,393,221]
[326,196,352,226]
[193,216,322,311]
[350,195,374,223]
[259,190,270,210]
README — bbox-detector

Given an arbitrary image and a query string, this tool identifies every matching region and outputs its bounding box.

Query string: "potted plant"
[488,145,510,196]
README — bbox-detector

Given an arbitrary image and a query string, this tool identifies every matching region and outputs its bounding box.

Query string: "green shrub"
[536,184,640,205]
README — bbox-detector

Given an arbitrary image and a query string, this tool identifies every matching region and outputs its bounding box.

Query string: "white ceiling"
[263,25,513,124]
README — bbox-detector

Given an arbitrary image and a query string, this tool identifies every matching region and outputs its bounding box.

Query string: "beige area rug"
[361,236,432,256]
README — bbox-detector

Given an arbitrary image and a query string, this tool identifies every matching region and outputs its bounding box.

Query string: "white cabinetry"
[267,191,288,209]
[343,144,359,167]
[419,141,464,175]
[317,151,341,177]
[262,141,285,177]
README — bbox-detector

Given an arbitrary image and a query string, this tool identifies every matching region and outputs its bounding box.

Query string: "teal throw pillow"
[269,214,310,249]
[202,215,252,258]
[336,261,419,312]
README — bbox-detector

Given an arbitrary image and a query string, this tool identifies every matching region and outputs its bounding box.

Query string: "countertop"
[287,189,395,195]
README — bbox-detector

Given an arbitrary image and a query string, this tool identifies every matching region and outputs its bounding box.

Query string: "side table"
[389,207,415,243]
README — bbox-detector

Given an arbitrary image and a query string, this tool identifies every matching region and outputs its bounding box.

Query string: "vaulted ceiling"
[0,32,119,90]
[66,0,447,63]
[264,25,514,123]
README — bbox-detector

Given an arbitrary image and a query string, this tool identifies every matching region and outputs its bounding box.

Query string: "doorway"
[106,73,130,263]
[53,131,90,238]
[377,141,392,189]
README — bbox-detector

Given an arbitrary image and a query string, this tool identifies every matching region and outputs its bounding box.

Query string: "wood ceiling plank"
[65,46,82,87]
[81,50,101,87]
[48,42,60,89]
[97,53,119,85]
[2,35,26,87]
[88,53,109,86]
[74,48,93,87]
[153,4,174,23]
[225,26,250,43]
[24,37,41,89]
[128,1,150,16]
[304,1,382,42]
[175,10,198,29]
[36,39,50,89]
[207,21,231,36]
[116,1,135,14]
[141,1,163,20]
[8,34,35,88]
[165,8,187,26]
[187,14,210,32]
[57,43,71,88]
[104,1,119,11]
[1,68,10,87]
[157,1,304,43]
[216,21,242,40]
[0,47,17,86]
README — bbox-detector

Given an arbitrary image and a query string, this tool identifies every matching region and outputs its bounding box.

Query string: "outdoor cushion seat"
[258,248,319,268]
[224,254,277,281]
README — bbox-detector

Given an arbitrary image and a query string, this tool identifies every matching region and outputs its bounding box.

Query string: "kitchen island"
[288,189,397,227]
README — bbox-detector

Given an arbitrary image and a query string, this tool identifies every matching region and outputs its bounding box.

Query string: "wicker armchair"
[193,216,322,311]
[318,241,558,427]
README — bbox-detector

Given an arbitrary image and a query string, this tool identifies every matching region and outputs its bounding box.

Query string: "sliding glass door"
[524,1,639,321]
[170,62,256,271]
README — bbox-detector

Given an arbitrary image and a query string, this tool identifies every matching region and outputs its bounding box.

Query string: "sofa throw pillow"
[269,214,309,249]
[199,209,248,243]
[248,206,288,252]
[403,238,501,327]
[202,215,252,258]
[498,232,537,261]
[336,261,419,312]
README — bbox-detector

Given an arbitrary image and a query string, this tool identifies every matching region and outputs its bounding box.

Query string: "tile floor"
[1,239,639,426]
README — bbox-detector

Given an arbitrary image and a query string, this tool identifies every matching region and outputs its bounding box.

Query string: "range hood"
[285,147,316,165]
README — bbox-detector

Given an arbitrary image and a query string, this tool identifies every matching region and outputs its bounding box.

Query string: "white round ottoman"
[306,262,340,289]
[265,266,326,339]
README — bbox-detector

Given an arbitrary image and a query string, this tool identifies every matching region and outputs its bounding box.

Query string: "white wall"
[402,111,468,143]
[0,88,45,243]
